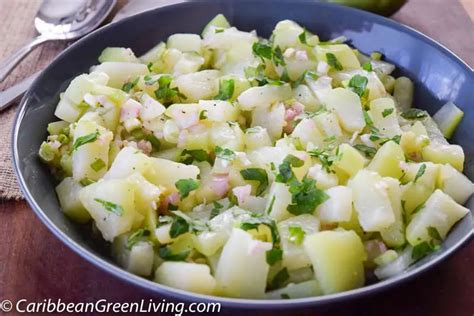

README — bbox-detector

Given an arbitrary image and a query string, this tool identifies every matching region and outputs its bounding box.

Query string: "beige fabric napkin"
[1,0,473,200]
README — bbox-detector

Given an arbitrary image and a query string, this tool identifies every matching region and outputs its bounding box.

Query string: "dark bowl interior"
[12,0,474,309]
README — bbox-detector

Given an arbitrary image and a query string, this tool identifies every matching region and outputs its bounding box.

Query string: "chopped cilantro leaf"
[413,164,426,183]
[411,241,439,261]
[214,79,235,100]
[72,131,99,151]
[210,201,224,219]
[273,46,286,66]
[266,248,283,265]
[288,225,305,245]
[326,53,343,70]
[175,179,200,199]
[276,154,304,183]
[382,108,394,118]
[126,228,150,249]
[401,108,427,120]
[180,149,211,164]
[121,77,139,93]
[154,75,186,104]
[362,61,373,72]
[428,226,442,241]
[270,267,290,290]
[158,246,190,261]
[199,110,208,120]
[240,214,280,244]
[146,134,161,151]
[353,144,377,158]
[348,75,368,97]
[90,158,106,172]
[240,168,269,196]
[169,216,190,238]
[252,42,273,60]
[287,176,329,215]
[215,146,235,161]
[94,198,124,216]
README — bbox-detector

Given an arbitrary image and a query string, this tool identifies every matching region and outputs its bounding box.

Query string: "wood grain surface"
[0,0,473,315]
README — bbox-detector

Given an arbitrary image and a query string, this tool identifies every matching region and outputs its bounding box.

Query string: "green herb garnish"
[214,79,235,100]
[266,248,283,265]
[90,158,106,172]
[288,225,305,245]
[175,179,200,199]
[413,164,426,183]
[94,198,124,216]
[401,108,427,120]
[353,144,377,158]
[240,168,269,196]
[121,77,139,93]
[158,246,190,261]
[72,131,99,151]
[287,176,329,215]
[126,228,150,249]
[326,53,343,70]
[270,267,290,289]
[382,108,394,118]
[348,75,368,97]
[215,146,236,161]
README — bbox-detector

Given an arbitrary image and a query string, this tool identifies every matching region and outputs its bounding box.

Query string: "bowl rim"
[12,0,474,308]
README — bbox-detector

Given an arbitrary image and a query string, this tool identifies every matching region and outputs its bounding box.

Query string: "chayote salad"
[39,14,472,299]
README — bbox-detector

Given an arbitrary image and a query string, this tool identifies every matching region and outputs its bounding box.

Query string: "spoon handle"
[0,36,50,82]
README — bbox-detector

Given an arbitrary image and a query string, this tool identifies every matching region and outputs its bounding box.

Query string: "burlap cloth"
[1,0,473,200]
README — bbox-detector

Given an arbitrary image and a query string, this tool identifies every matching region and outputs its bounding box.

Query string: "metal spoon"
[0,0,116,83]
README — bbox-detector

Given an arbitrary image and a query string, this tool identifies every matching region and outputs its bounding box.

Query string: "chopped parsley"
[72,131,99,151]
[199,110,208,120]
[146,134,161,151]
[175,179,200,199]
[348,75,368,97]
[363,110,374,127]
[252,42,286,66]
[240,168,269,196]
[154,75,186,104]
[121,77,139,93]
[180,149,211,164]
[252,42,273,60]
[298,29,314,46]
[94,198,124,216]
[214,79,235,100]
[412,226,443,261]
[288,225,305,245]
[158,246,190,261]
[126,228,150,249]
[382,108,394,118]
[326,53,343,71]
[413,164,426,183]
[240,214,280,244]
[353,144,377,158]
[308,147,341,173]
[266,248,283,265]
[273,46,286,66]
[266,195,276,215]
[287,176,329,215]
[401,108,427,120]
[215,146,236,161]
[270,267,290,290]
[90,158,106,172]
[210,201,224,219]
[362,61,373,72]
[276,154,304,183]
[169,216,189,238]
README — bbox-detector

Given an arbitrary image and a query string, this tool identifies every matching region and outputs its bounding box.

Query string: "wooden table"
[1,1,473,315]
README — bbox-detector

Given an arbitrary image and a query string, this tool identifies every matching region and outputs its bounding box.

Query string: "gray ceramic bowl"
[12,0,474,309]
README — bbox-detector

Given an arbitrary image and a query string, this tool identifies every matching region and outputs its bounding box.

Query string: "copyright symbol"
[0,300,13,312]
